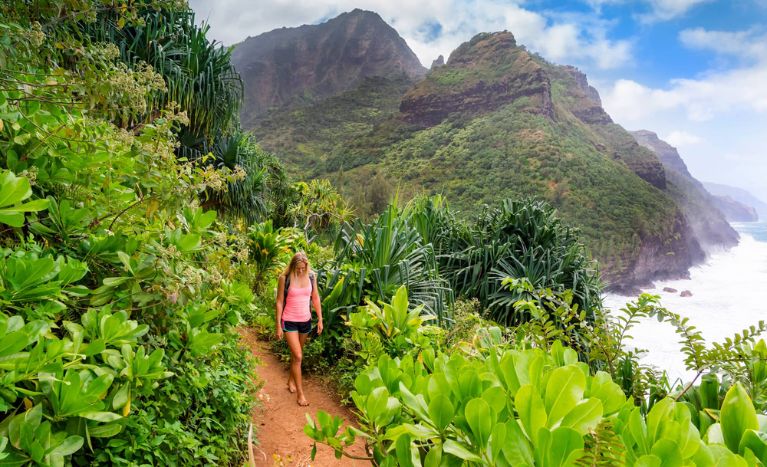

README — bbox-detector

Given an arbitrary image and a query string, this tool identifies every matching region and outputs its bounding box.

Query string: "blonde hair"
[282,251,311,278]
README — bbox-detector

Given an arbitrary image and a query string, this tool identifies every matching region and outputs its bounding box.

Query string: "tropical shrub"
[321,202,452,330]
[83,4,242,148]
[307,337,767,466]
[346,285,442,366]
[407,197,602,327]
[286,179,354,242]
[246,220,299,292]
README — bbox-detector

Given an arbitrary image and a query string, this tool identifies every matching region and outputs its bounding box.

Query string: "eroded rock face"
[606,211,705,294]
[399,32,553,127]
[430,55,445,69]
[632,130,692,178]
[631,130,739,250]
[559,66,612,125]
[232,9,427,124]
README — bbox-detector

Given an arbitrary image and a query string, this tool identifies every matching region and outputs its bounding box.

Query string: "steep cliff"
[631,130,739,250]
[399,32,553,126]
[711,195,759,222]
[704,181,766,220]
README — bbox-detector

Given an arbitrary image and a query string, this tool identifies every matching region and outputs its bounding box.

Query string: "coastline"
[603,221,767,382]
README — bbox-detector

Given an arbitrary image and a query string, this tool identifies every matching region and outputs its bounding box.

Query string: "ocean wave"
[603,222,767,382]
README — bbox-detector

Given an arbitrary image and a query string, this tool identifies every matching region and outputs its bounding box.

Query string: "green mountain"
[235,13,729,292]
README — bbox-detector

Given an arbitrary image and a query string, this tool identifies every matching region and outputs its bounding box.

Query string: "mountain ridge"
[236,14,736,292]
[704,181,765,221]
[231,9,426,124]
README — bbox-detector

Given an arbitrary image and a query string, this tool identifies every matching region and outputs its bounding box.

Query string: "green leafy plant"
[0,170,48,227]
[346,285,440,365]
[322,202,452,329]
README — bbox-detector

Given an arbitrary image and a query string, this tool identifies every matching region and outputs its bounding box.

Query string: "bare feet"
[287,381,296,393]
[297,395,309,406]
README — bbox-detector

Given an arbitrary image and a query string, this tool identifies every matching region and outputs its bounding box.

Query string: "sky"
[189,0,767,202]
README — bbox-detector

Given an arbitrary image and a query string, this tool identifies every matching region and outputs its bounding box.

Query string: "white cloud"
[680,27,767,62]
[188,0,633,70]
[602,64,767,123]
[640,0,710,22]
[600,39,767,201]
[665,130,702,148]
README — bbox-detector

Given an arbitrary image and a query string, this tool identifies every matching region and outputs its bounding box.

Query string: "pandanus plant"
[410,197,603,326]
[320,202,452,332]
[85,6,242,153]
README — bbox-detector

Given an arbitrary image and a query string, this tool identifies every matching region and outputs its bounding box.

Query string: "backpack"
[283,272,315,312]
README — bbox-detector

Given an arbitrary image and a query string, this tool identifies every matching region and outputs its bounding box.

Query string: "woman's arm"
[311,274,323,335]
[275,275,285,340]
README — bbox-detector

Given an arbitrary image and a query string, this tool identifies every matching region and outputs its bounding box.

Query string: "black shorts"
[282,319,312,334]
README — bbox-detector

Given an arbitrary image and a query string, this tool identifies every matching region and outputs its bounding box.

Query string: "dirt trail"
[240,328,370,467]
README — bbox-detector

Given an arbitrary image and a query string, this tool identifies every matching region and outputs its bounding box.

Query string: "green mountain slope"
[242,28,712,291]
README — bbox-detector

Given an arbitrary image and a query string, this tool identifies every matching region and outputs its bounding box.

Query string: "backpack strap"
[283,274,290,307]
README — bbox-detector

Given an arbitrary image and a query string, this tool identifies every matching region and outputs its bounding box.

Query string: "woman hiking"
[275,252,323,406]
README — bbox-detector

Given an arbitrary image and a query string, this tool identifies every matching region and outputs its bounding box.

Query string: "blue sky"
[190,0,767,203]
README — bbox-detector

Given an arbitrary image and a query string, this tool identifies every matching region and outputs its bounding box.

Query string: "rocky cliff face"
[557,66,612,125]
[704,181,767,220]
[631,130,739,250]
[610,211,706,294]
[711,195,759,222]
[232,9,426,124]
[631,130,692,177]
[400,32,553,126]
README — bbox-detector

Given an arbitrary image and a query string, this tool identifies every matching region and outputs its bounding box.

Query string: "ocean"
[603,221,767,383]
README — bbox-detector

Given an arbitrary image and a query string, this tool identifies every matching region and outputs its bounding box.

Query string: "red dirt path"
[240,328,370,466]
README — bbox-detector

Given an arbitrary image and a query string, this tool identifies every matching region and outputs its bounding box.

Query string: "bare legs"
[285,332,309,406]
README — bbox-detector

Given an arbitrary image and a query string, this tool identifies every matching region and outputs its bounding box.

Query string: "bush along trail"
[0,2,288,465]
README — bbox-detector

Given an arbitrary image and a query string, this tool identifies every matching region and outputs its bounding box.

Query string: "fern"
[576,419,627,466]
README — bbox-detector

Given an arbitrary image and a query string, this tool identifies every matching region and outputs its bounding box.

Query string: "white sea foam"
[603,223,767,383]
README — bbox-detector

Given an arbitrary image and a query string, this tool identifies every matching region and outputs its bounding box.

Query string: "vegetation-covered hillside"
[245,30,709,290]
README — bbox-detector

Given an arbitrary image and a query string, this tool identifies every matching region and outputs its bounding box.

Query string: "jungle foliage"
[307,287,767,466]
[0,1,287,464]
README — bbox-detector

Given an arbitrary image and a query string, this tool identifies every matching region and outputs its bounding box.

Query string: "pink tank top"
[282,282,312,322]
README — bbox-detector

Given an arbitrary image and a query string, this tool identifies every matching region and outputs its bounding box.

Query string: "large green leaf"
[739,430,767,463]
[465,398,494,446]
[515,384,546,443]
[0,170,48,227]
[720,383,759,452]
[545,365,586,427]
[427,394,454,433]
[560,399,603,434]
[442,440,481,462]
